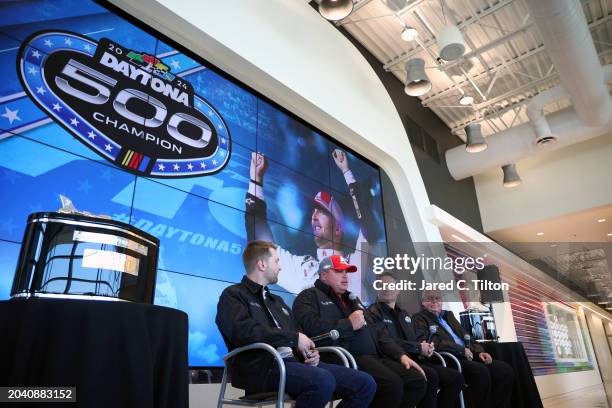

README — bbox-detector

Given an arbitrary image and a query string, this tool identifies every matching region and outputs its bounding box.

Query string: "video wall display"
[0,0,388,367]
[508,281,594,375]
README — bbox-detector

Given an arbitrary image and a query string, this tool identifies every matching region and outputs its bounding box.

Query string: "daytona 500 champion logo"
[17,30,231,178]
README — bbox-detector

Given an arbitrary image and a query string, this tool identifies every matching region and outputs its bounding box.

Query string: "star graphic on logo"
[187,163,193,170]
[1,107,21,124]
[44,39,53,47]
[158,163,165,171]
[246,197,254,205]
[173,163,180,171]
[84,44,92,52]
[36,86,46,95]
[212,159,218,165]
[70,117,79,126]
[200,162,206,168]
[221,137,226,145]
[208,110,213,116]
[78,179,92,194]
[27,66,38,75]
[170,59,181,70]
[196,100,202,108]
[218,124,223,129]
[87,131,96,139]
[64,38,73,46]
[104,144,113,152]
[52,103,62,111]
[31,49,41,59]
[220,151,225,157]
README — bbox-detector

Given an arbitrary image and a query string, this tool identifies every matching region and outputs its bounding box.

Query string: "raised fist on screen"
[332,149,350,173]
[250,152,268,183]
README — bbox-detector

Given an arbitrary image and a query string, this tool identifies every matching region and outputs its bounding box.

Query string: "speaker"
[477,264,504,303]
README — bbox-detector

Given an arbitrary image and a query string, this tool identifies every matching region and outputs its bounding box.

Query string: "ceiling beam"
[448,49,611,133]
[423,11,612,105]
[382,0,515,70]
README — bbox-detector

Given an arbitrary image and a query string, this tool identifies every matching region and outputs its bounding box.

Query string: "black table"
[482,341,543,408]
[0,298,188,408]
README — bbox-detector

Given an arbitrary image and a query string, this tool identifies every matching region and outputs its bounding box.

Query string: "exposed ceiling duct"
[528,0,611,128]
[446,103,612,180]
[446,0,612,181]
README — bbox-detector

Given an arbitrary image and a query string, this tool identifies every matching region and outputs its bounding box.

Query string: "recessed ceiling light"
[598,300,610,305]
[459,95,474,105]
[608,232,612,236]
[550,244,557,247]
[598,219,606,223]
[401,27,419,42]
[536,232,544,236]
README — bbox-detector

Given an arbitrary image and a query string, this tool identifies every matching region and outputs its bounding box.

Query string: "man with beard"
[293,256,427,408]
[245,149,369,295]
[216,240,376,408]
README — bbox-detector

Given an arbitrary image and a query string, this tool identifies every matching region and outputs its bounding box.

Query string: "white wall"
[586,311,612,382]
[103,2,612,405]
[474,133,612,233]
[103,2,446,406]
[108,0,442,245]
[535,307,607,399]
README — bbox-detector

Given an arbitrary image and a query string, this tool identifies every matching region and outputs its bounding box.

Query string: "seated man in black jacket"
[216,241,376,408]
[369,273,464,408]
[293,255,427,408]
[413,290,514,408]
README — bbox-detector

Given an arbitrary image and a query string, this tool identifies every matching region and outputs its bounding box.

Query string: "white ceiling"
[487,204,612,304]
[338,0,612,140]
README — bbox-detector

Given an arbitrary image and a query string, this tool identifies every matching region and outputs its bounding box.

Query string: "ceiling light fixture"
[464,123,487,153]
[502,163,522,187]
[597,219,606,223]
[317,0,354,21]
[382,0,409,12]
[437,25,466,61]
[404,58,431,96]
[608,233,612,237]
[536,232,544,236]
[459,94,474,105]
[400,26,419,42]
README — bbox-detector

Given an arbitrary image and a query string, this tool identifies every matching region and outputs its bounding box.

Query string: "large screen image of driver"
[0,0,388,367]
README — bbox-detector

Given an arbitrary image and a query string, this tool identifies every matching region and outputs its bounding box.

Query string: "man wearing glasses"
[413,290,514,408]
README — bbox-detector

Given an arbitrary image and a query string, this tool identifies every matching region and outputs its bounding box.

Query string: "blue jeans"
[265,358,376,408]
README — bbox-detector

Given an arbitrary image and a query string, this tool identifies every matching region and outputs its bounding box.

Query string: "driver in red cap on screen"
[293,255,428,408]
[245,149,370,295]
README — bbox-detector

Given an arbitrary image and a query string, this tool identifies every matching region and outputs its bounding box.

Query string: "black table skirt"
[482,341,543,408]
[0,298,188,408]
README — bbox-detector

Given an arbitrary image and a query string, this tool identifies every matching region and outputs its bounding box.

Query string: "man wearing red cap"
[246,149,369,295]
[293,256,428,408]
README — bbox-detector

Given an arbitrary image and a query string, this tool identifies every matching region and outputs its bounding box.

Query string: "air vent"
[536,135,558,146]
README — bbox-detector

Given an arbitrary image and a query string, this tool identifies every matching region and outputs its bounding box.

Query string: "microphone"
[348,293,368,326]
[464,334,472,348]
[310,329,340,343]
[427,325,438,343]
[348,293,365,310]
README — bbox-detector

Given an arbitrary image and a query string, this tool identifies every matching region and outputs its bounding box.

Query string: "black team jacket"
[412,308,485,358]
[292,279,405,360]
[368,302,424,356]
[215,276,300,394]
